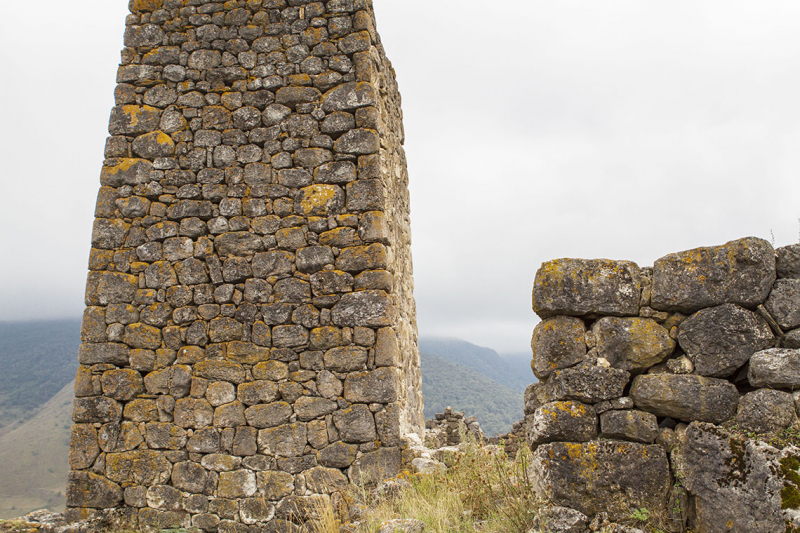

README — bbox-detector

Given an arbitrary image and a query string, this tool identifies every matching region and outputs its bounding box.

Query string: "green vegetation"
[339,435,542,533]
[421,353,523,436]
[0,319,80,430]
[419,338,533,392]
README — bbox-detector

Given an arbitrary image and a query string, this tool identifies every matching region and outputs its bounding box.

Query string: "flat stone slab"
[529,440,670,523]
[599,409,658,444]
[532,259,641,319]
[677,303,774,378]
[651,237,776,313]
[629,374,739,424]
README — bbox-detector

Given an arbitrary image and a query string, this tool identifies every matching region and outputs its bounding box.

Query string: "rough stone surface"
[766,279,800,331]
[530,506,589,533]
[735,388,795,433]
[599,409,658,444]
[674,422,785,533]
[677,303,774,378]
[629,374,739,424]
[545,364,630,404]
[531,316,587,379]
[651,237,776,313]
[592,317,674,373]
[69,2,423,530]
[532,259,641,319]
[749,348,800,388]
[527,401,597,447]
[529,441,671,522]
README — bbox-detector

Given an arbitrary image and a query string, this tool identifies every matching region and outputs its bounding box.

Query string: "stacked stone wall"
[67,0,422,531]
[526,237,800,532]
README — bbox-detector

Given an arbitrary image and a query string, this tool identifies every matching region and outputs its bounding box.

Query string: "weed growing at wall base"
[325,433,544,533]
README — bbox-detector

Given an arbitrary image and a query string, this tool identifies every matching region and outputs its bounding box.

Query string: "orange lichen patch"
[103,158,145,176]
[132,0,163,12]
[299,184,342,216]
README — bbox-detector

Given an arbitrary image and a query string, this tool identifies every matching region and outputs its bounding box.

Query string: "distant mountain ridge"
[418,337,534,392]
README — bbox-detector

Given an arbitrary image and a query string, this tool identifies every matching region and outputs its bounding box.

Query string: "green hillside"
[418,337,534,392]
[0,319,80,432]
[421,353,523,436]
[0,381,73,518]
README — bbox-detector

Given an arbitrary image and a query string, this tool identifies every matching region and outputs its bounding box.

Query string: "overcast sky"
[2,1,800,354]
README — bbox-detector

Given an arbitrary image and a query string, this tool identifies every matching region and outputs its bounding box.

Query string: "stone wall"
[67,0,422,531]
[526,237,800,533]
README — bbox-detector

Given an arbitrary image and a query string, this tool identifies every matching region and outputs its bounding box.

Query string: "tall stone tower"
[67,0,421,529]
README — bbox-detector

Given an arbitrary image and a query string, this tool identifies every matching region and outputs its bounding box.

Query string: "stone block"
[531,316,587,380]
[629,374,739,424]
[530,440,670,522]
[749,348,800,388]
[677,303,773,378]
[592,317,674,373]
[599,409,658,444]
[651,237,776,313]
[532,259,641,319]
[527,401,597,447]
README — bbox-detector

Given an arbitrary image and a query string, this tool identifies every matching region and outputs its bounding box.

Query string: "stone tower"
[67,0,422,529]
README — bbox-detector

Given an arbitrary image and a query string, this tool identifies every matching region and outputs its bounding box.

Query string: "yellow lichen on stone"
[132,0,163,12]
[299,184,341,216]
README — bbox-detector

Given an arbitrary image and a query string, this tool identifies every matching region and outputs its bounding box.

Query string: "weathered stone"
[295,396,338,422]
[216,232,265,256]
[304,466,349,494]
[256,470,295,500]
[217,469,257,499]
[321,82,378,112]
[144,422,187,450]
[69,425,100,470]
[195,359,246,384]
[736,388,795,433]
[238,380,279,405]
[532,259,641,319]
[239,497,276,525]
[98,421,145,452]
[335,243,388,272]
[334,128,379,154]
[173,398,214,428]
[334,404,377,443]
[674,422,784,533]
[146,485,182,511]
[258,423,307,457]
[546,365,630,404]
[777,243,800,279]
[324,346,368,373]
[651,237,776,313]
[529,441,670,522]
[318,442,358,469]
[592,317,674,373]
[629,374,739,424]
[106,450,172,486]
[677,303,774,377]
[344,367,397,403]
[332,290,395,327]
[101,368,144,401]
[245,402,293,428]
[66,471,123,508]
[297,185,345,216]
[171,460,209,493]
[527,401,597,447]
[530,506,589,533]
[599,409,658,443]
[531,316,587,380]
[79,343,130,365]
[749,348,800,388]
[73,397,123,424]
[766,279,800,331]
[348,446,402,485]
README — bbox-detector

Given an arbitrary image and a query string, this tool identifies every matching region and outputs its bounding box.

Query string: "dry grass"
[319,434,544,533]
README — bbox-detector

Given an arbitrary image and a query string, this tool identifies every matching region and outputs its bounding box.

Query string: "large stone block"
[735,389,795,434]
[529,440,671,522]
[651,237,776,313]
[677,303,774,377]
[532,258,641,319]
[592,317,674,373]
[765,279,800,331]
[546,364,630,404]
[66,471,123,508]
[674,422,784,533]
[629,374,739,424]
[527,401,597,447]
[531,316,587,380]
